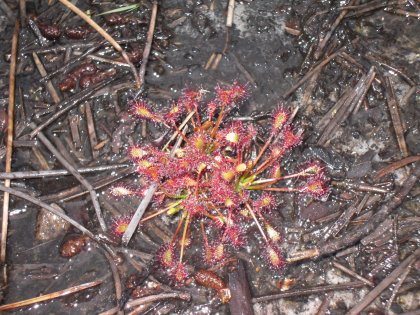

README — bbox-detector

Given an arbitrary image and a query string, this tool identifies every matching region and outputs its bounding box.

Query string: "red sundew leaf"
[265,223,282,242]
[157,243,177,268]
[281,127,302,151]
[181,195,207,217]
[253,192,278,212]
[298,161,325,177]
[111,215,132,236]
[300,175,330,199]
[179,88,203,111]
[271,163,282,179]
[272,106,290,134]
[189,132,211,152]
[172,262,189,283]
[216,121,246,149]
[264,243,285,270]
[203,242,226,265]
[207,100,218,121]
[224,225,246,248]
[129,99,162,122]
[109,184,138,199]
[127,145,148,162]
[215,81,247,107]
[164,102,185,125]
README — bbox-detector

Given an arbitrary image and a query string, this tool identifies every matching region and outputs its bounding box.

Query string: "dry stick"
[346,249,420,315]
[283,49,342,99]
[19,0,26,27]
[226,0,235,27]
[103,251,123,315]
[374,156,420,179]
[0,185,95,239]
[138,0,158,90]
[317,66,375,145]
[21,37,142,55]
[332,260,375,287]
[32,52,61,104]
[252,281,366,304]
[84,102,99,159]
[385,264,411,311]
[0,164,129,179]
[314,0,354,59]
[324,194,370,240]
[57,0,140,87]
[125,292,191,310]
[0,0,15,23]
[28,19,49,47]
[0,280,102,311]
[1,21,19,284]
[40,168,134,203]
[30,123,107,231]
[389,8,420,18]
[384,76,409,157]
[30,75,119,138]
[288,163,420,262]
[346,0,402,18]
[40,43,100,83]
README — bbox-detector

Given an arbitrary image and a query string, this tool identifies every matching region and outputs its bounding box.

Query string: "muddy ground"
[0,0,419,314]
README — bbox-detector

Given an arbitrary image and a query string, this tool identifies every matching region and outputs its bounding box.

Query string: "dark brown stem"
[30,75,120,138]
[0,163,129,179]
[252,281,366,303]
[346,249,420,315]
[1,20,19,277]
[138,1,158,90]
[30,123,107,231]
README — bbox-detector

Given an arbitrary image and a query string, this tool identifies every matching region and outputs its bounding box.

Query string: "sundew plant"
[110,82,329,283]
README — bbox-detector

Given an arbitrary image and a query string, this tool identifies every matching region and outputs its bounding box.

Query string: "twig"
[332,260,375,287]
[27,19,49,47]
[252,281,366,303]
[84,102,99,159]
[69,115,82,148]
[0,0,15,23]
[30,123,107,231]
[138,0,158,91]
[346,249,420,315]
[323,194,369,240]
[319,164,420,256]
[125,292,191,310]
[0,185,95,239]
[317,66,375,145]
[374,156,420,179]
[385,263,411,311]
[30,75,120,138]
[0,164,129,179]
[289,163,420,262]
[384,76,409,157]
[387,8,420,18]
[1,21,19,282]
[226,0,235,27]
[103,251,123,315]
[0,280,102,311]
[19,0,26,27]
[314,0,355,59]
[40,168,134,203]
[230,53,256,86]
[32,52,61,104]
[229,259,254,315]
[57,0,140,87]
[283,49,342,99]
[40,43,100,83]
